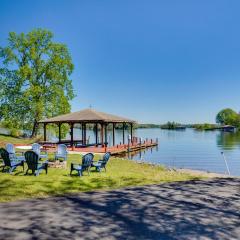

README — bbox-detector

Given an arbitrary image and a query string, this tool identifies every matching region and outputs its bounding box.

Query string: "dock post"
[140,137,143,149]
[122,123,125,144]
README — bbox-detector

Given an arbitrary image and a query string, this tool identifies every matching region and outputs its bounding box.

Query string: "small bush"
[10,129,20,138]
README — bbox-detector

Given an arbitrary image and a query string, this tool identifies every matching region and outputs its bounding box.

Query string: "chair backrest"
[101,152,111,166]
[24,151,39,171]
[6,143,15,154]
[57,144,67,155]
[32,143,41,155]
[82,153,94,169]
[0,148,11,167]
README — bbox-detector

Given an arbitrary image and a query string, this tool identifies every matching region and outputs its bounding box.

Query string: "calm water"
[130,128,240,176]
[54,128,240,176]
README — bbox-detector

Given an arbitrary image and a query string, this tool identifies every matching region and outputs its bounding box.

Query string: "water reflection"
[216,131,240,150]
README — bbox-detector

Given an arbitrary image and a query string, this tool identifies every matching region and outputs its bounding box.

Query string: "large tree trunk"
[31,119,38,138]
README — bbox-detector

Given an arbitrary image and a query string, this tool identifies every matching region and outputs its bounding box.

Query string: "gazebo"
[38,108,136,147]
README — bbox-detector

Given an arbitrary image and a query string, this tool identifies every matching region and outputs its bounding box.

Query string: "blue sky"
[1,0,240,123]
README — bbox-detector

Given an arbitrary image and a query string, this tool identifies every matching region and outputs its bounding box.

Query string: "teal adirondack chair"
[0,148,25,173]
[92,152,111,172]
[24,151,48,176]
[70,153,94,176]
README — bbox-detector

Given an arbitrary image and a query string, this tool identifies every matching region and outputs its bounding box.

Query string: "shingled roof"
[38,108,136,124]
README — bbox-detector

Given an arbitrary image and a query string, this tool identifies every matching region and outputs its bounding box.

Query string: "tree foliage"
[216,108,240,126]
[0,29,74,136]
[161,121,183,130]
[193,123,217,130]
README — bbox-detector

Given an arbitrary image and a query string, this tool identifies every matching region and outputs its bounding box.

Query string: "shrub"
[10,129,20,138]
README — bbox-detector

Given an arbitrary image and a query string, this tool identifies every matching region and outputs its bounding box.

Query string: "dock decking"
[68,140,158,155]
[14,138,158,156]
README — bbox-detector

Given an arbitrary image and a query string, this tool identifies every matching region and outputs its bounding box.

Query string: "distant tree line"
[191,108,240,131]
[192,123,217,130]
[160,122,185,130]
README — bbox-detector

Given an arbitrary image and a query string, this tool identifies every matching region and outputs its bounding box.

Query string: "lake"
[130,128,240,176]
[60,127,240,176]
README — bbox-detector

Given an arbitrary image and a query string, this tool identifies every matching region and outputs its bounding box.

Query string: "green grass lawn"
[0,153,204,202]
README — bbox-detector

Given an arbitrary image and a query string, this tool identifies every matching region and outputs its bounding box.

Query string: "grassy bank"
[0,154,204,202]
[0,134,35,146]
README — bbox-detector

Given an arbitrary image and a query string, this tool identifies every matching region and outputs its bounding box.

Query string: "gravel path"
[0,178,240,240]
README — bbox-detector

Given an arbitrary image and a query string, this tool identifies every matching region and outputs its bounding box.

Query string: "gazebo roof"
[38,108,136,124]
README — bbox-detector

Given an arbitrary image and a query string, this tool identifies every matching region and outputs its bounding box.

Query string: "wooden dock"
[65,139,158,155]
[15,138,159,156]
[109,142,158,155]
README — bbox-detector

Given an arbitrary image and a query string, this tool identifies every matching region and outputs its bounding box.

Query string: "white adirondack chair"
[55,144,68,161]
[32,143,48,159]
[6,143,25,161]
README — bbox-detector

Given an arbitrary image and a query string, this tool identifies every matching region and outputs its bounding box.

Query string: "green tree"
[216,108,240,126]
[0,29,74,136]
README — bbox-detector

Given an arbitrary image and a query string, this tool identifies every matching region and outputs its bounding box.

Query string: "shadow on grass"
[0,178,240,239]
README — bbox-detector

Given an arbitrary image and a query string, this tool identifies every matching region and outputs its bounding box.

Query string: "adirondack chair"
[92,152,111,172]
[55,144,68,161]
[70,153,94,176]
[24,151,48,176]
[6,143,25,161]
[32,143,48,159]
[0,148,24,173]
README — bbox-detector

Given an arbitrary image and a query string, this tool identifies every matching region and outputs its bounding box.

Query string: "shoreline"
[176,168,235,178]
[129,159,234,178]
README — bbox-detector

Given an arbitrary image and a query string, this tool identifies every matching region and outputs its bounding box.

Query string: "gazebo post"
[83,123,86,145]
[101,123,104,147]
[85,124,87,145]
[130,123,133,143]
[112,123,115,146]
[70,123,74,146]
[122,123,125,144]
[84,123,85,145]
[58,122,62,143]
[81,123,84,145]
[105,123,108,146]
[43,123,47,142]
[95,123,98,146]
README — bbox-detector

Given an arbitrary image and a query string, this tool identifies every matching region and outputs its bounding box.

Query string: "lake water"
[56,128,240,176]
[130,128,240,176]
